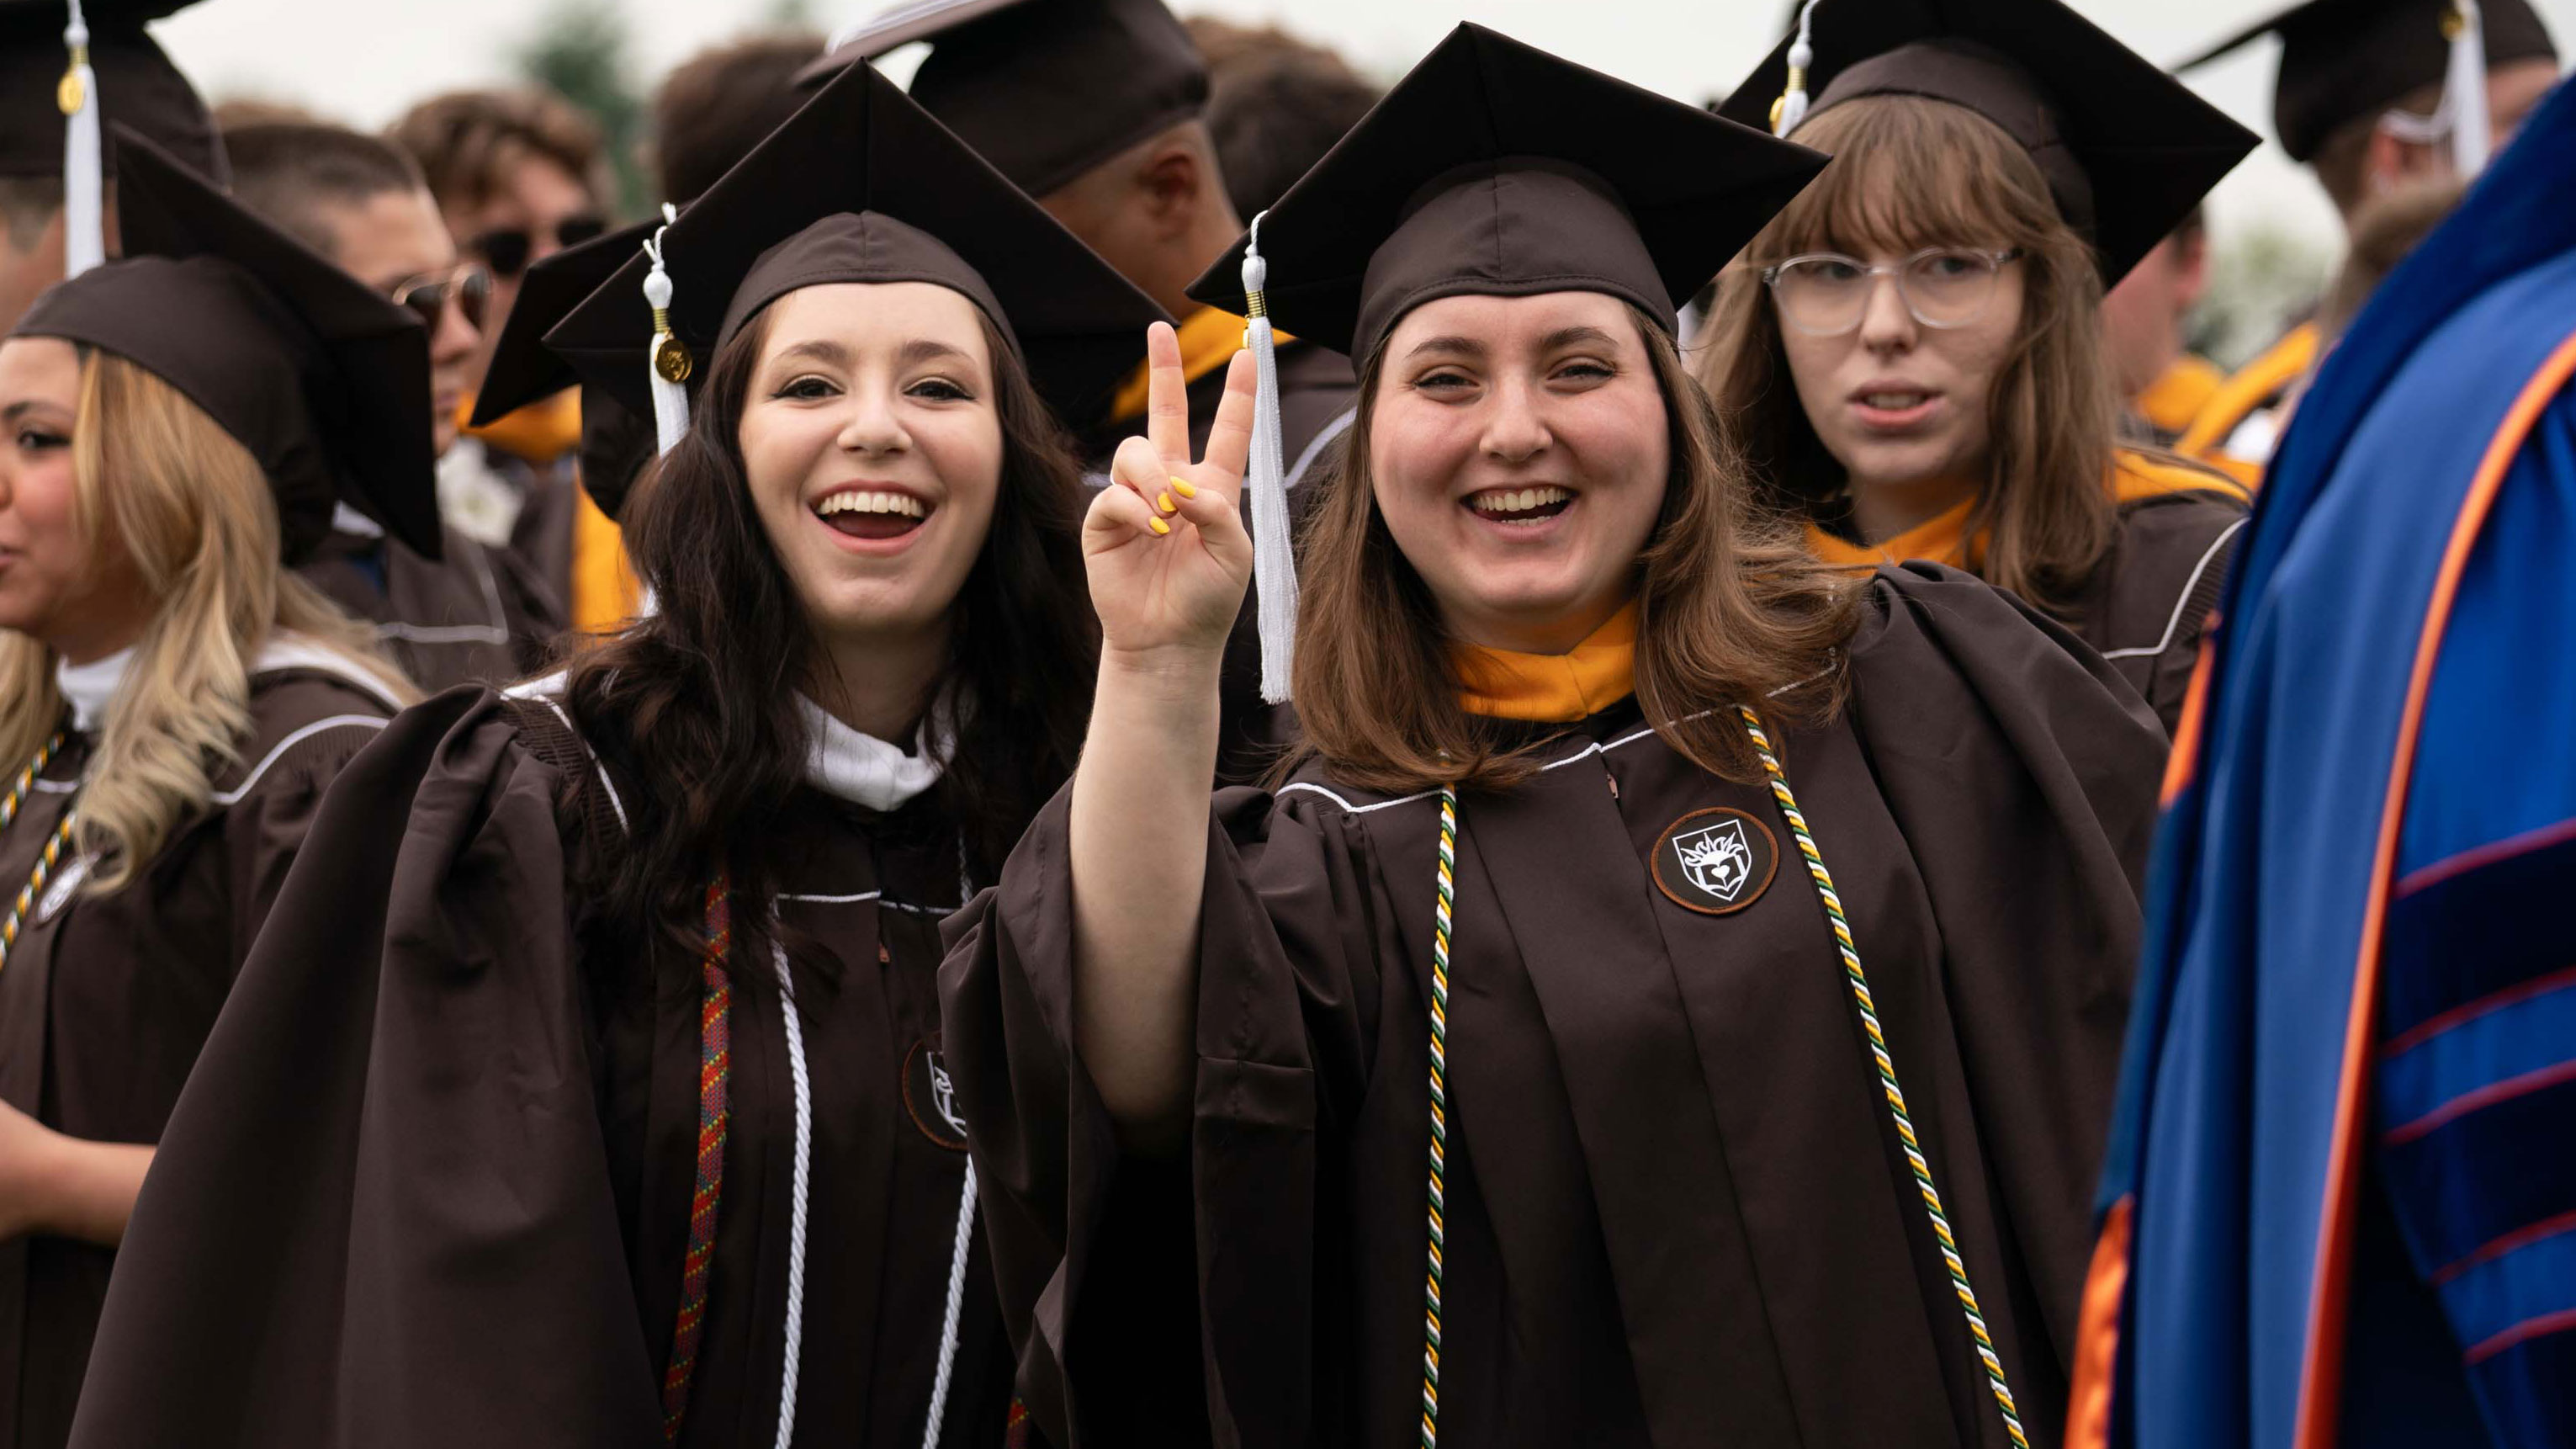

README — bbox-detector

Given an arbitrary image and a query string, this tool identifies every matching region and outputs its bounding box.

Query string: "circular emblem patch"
[903,1036,970,1152]
[1651,807,1779,916]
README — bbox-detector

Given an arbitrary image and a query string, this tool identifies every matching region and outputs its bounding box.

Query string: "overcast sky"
[146,0,2576,250]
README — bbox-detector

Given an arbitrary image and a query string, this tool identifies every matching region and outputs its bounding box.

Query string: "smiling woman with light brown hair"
[1695,0,2261,734]
[940,25,2176,1449]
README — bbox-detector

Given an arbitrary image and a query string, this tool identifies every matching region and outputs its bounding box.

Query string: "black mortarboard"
[796,0,1207,198]
[1717,0,2258,284]
[0,2,223,183]
[1187,23,1827,365]
[544,61,1167,441]
[2178,0,2556,162]
[12,128,437,561]
[469,218,654,518]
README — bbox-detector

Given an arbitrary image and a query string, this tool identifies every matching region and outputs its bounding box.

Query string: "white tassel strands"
[1240,214,1298,703]
[642,204,692,457]
[60,0,103,278]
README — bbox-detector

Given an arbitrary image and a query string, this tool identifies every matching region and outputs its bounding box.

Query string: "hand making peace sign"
[1082,320,1259,658]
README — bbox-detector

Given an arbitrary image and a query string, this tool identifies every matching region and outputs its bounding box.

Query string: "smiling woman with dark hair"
[71,66,1163,1449]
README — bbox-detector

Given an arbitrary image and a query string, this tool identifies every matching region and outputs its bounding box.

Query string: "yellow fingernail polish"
[1158,491,1177,514]
[1149,517,1172,535]
[1171,477,1197,498]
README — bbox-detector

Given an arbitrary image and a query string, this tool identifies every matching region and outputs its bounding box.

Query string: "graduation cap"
[796,0,1207,198]
[1184,23,1829,703]
[11,127,439,562]
[542,57,1168,464]
[2178,0,2554,167]
[469,218,655,518]
[0,2,225,279]
[1715,0,2258,284]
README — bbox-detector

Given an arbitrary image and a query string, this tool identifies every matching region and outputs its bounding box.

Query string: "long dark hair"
[559,302,1095,966]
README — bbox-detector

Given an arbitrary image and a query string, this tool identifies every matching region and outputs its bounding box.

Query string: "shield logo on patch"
[1651,807,1779,916]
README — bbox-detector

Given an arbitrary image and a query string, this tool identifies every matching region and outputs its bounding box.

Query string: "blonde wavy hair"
[0,349,415,894]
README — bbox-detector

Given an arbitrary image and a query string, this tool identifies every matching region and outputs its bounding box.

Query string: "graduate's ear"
[2361,120,2439,203]
[1132,133,1208,237]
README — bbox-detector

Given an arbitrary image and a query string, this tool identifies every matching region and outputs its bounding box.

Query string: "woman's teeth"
[1470,486,1572,517]
[816,490,926,518]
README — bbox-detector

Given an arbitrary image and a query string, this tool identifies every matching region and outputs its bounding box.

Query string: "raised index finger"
[1142,321,1190,467]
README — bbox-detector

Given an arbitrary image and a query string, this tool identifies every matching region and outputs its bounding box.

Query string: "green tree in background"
[512,0,648,218]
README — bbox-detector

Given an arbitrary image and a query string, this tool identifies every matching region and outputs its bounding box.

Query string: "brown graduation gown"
[0,666,397,1449]
[941,565,2165,1449]
[2066,490,2247,734]
[299,522,566,693]
[66,691,1020,1449]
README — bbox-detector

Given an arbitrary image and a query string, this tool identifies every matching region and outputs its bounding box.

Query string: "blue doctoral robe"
[2075,76,2576,1449]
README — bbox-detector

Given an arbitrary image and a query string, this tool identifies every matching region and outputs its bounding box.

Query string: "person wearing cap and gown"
[2072,76,2576,1449]
[2171,0,2559,475]
[0,130,423,1449]
[68,63,1163,1449]
[1697,0,2259,735]
[0,0,223,331]
[802,0,1355,478]
[221,118,568,691]
[804,0,1358,780]
[941,25,2170,1449]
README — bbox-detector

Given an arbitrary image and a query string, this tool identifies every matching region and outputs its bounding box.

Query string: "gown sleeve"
[66,691,665,1449]
[1846,564,2166,1376]
[939,783,1386,1449]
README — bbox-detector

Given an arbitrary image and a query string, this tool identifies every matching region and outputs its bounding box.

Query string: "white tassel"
[2443,0,2491,176]
[641,203,692,457]
[1241,213,1297,704]
[60,0,103,278]
[1772,0,1824,138]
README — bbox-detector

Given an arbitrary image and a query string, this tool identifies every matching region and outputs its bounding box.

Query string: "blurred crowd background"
[144,0,2576,368]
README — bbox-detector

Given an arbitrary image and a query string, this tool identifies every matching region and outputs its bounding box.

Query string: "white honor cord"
[920,1160,980,1449]
[771,942,814,1449]
[1240,213,1298,703]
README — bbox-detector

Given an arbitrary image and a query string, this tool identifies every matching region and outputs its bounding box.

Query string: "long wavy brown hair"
[559,305,1096,966]
[1693,93,2121,617]
[1289,300,1859,795]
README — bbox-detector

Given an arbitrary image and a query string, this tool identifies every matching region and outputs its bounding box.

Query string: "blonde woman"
[1696,0,2260,733]
[0,134,425,1449]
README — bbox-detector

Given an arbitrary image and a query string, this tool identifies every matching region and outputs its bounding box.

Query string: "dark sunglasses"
[468,215,609,279]
[391,263,493,334]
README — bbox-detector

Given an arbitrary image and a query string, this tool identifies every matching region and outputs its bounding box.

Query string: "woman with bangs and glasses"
[72,68,1161,1449]
[941,26,2173,1449]
[1696,0,2261,734]
[0,134,421,1449]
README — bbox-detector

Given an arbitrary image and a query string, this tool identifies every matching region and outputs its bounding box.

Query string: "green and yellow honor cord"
[1737,706,2029,1448]
[0,731,73,976]
[1414,716,2029,1449]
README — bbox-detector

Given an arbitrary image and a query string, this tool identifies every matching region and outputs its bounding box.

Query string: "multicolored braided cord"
[1736,706,2030,1449]
[661,877,734,1443]
[0,732,72,978]
[1420,786,1457,1449]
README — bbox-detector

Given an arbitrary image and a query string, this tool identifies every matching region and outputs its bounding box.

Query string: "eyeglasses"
[1761,247,2024,337]
[390,263,492,335]
[467,215,608,279]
